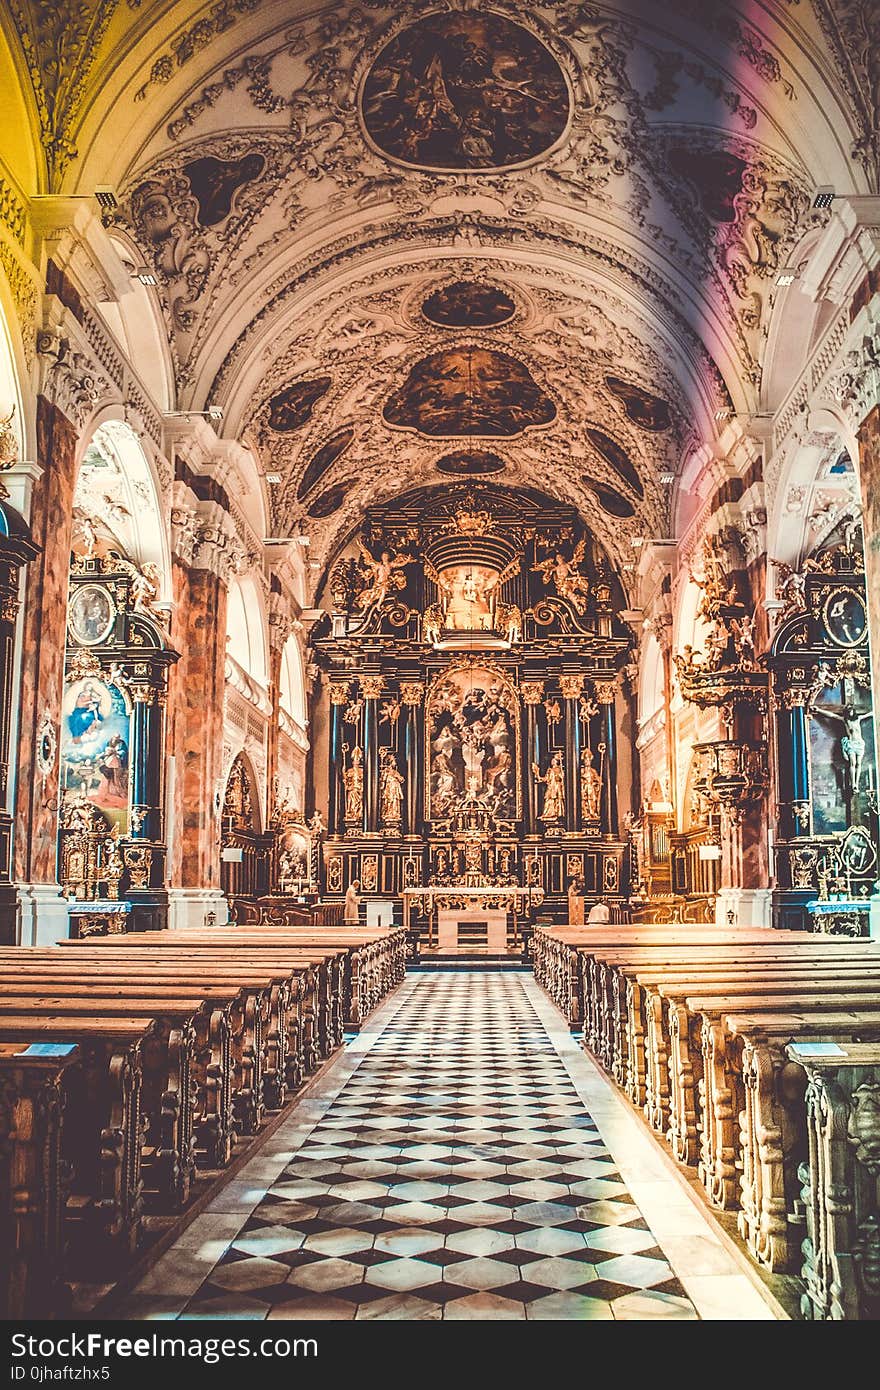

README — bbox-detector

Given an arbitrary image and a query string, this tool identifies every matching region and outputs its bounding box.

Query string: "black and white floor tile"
[121,972,778,1321]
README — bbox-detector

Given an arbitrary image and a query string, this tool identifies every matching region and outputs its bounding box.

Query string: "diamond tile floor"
[120,971,779,1321]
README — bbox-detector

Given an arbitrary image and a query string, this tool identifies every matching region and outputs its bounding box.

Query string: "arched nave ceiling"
[5,0,876,571]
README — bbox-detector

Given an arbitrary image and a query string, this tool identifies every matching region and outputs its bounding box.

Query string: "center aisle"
[121,971,778,1321]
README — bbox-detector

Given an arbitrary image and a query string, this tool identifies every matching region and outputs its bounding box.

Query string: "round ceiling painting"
[361,14,570,170]
[422,281,515,328]
[435,450,507,476]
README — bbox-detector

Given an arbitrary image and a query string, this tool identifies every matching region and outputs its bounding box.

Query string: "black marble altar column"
[401,680,424,836]
[560,676,583,832]
[521,680,544,836]
[595,678,619,837]
[129,685,164,843]
[779,688,811,837]
[328,681,349,835]
[362,675,383,834]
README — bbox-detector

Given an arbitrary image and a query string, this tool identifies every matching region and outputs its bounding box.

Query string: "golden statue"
[532,537,591,613]
[580,746,602,821]
[379,748,405,826]
[533,750,565,821]
[343,746,364,820]
[355,543,413,611]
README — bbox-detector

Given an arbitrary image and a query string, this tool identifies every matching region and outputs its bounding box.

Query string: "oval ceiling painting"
[307,484,348,519]
[435,450,506,476]
[297,428,355,500]
[361,14,570,170]
[585,428,643,498]
[267,377,332,433]
[422,281,515,328]
[605,376,672,432]
[384,348,556,438]
[581,476,635,519]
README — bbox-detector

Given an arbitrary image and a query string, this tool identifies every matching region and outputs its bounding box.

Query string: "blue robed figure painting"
[61,677,131,832]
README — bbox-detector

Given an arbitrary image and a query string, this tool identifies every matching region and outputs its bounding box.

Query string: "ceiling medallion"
[267,378,332,433]
[422,281,515,328]
[297,428,356,500]
[604,376,672,432]
[384,348,555,438]
[361,13,570,171]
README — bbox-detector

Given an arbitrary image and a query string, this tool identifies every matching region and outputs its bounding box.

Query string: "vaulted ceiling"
[2,0,875,577]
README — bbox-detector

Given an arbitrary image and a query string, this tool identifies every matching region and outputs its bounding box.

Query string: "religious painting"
[182,152,266,228]
[437,564,502,632]
[580,476,635,518]
[585,428,644,498]
[422,281,515,327]
[435,450,506,476]
[667,148,746,222]
[68,584,116,646]
[810,683,876,835]
[605,376,672,432]
[426,665,518,821]
[297,428,355,499]
[361,14,570,170]
[307,484,349,518]
[384,348,555,437]
[823,589,867,647]
[61,677,131,833]
[267,377,332,433]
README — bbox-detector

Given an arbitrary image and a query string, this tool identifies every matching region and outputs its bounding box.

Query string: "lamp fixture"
[94,186,118,210]
[659,471,675,485]
[813,186,836,209]
[133,268,157,287]
[265,472,282,485]
[163,406,223,422]
[775,269,798,287]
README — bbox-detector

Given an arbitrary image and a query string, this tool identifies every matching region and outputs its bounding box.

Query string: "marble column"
[361,675,383,834]
[14,396,78,944]
[595,678,619,837]
[166,557,230,928]
[560,675,583,832]
[0,503,39,943]
[521,680,544,836]
[400,681,424,837]
[778,689,811,837]
[328,681,349,836]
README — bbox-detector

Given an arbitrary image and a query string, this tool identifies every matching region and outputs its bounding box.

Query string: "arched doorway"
[220,752,271,905]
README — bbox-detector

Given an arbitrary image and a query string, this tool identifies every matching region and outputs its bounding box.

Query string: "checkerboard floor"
[164,971,704,1320]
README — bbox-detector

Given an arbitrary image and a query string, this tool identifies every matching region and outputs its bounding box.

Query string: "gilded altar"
[312,484,633,930]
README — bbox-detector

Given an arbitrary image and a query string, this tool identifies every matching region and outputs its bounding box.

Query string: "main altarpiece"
[311,484,633,930]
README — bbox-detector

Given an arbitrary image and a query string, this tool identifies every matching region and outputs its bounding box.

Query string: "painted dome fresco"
[361,13,570,170]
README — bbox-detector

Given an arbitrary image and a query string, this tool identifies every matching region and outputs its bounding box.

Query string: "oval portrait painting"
[362,14,570,170]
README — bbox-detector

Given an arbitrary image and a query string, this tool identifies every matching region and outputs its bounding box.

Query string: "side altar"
[309,484,634,937]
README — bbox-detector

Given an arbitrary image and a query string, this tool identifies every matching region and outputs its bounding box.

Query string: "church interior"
[0,0,879,1326]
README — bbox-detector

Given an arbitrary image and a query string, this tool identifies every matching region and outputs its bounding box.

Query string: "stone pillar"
[400,681,424,837]
[521,680,544,836]
[777,689,811,838]
[361,675,383,834]
[0,504,39,944]
[328,681,349,836]
[560,675,583,832]
[166,555,230,929]
[15,396,78,944]
[595,678,619,837]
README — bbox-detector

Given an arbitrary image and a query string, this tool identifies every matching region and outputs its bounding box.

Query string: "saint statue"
[533,750,565,821]
[343,746,364,820]
[567,875,585,927]
[379,749,405,826]
[580,746,602,821]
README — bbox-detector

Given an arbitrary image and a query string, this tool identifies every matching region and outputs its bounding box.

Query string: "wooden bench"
[0,1042,81,1319]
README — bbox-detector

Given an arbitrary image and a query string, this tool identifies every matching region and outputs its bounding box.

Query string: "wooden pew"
[0,1017,147,1274]
[0,1042,81,1319]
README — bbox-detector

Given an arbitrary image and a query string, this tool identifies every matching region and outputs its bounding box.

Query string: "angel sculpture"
[532,537,591,613]
[355,542,413,611]
[772,560,807,620]
[730,613,756,666]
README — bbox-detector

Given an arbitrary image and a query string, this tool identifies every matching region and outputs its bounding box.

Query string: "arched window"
[638,631,664,727]
[279,634,306,727]
[226,577,268,686]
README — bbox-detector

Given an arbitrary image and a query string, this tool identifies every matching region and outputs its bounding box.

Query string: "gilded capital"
[400,681,424,706]
[781,688,809,709]
[594,679,617,705]
[559,675,584,700]
[521,680,545,706]
[360,675,384,700]
[329,681,350,706]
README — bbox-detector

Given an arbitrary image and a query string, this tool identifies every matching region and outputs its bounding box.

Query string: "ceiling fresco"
[297,428,356,500]
[604,377,673,432]
[360,13,570,170]
[267,378,333,434]
[585,428,644,499]
[383,348,556,438]
[307,484,350,519]
[421,281,516,328]
[181,153,266,228]
[581,477,636,519]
